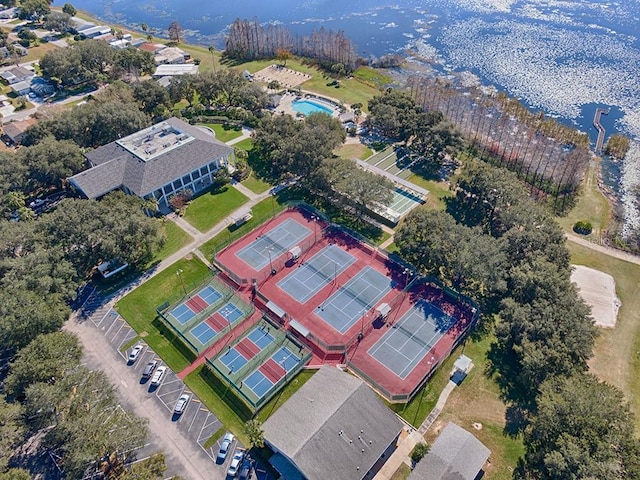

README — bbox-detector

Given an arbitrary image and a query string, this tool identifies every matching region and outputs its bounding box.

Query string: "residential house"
[0,66,34,85]
[154,46,190,65]
[153,64,198,78]
[408,423,491,480]
[3,118,36,145]
[68,117,235,209]
[262,366,404,480]
[78,25,112,39]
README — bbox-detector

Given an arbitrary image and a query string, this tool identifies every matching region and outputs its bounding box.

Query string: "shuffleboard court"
[235,218,311,270]
[368,301,457,379]
[316,266,393,333]
[277,245,355,303]
[170,304,196,325]
[389,187,425,215]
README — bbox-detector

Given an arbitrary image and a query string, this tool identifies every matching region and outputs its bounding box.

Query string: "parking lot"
[78,289,270,479]
[79,291,229,471]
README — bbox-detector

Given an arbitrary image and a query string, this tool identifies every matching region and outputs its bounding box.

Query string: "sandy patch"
[571,264,620,328]
[253,64,311,88]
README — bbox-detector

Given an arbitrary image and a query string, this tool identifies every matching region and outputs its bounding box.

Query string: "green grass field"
[201,123,244,143]
[149,221,192,267]
[404,175,453,212]
[183,186,249,232]
[233,138,254,151]
[567,242,640,431]
[241,173,272,194]
[115,257,211,371]
[556,161,611,241]
[236,59,382,111]
[334,143,374,160]
[423,335,525,480]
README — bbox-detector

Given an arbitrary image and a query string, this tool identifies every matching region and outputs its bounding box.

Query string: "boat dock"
[593,107,609,154]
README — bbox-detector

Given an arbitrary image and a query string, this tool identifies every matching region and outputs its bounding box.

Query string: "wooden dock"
[593,107,609,153]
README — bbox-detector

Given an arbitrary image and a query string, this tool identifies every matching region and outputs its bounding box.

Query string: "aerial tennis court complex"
[213,206,479,402]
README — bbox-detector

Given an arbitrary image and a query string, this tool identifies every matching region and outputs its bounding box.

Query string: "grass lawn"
[201,123,243,143]
[405,174,453,212]
[353,67,393,89]
[199,195,286,259]
[241,172,272,194]
[235,59,381,111]
[390,463,412,480]
[23,42,59,62]
[567,242,640,431]
[233,138,253,151]
[115,256,211,371]
[183,186,249,233]
[148,221,193,267]
[334,143,374,160]
[556,160,611,241]
[425,335,524,480]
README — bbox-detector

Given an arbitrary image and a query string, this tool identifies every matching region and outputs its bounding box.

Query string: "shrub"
[573,220,593,235]
[411,442,430,464]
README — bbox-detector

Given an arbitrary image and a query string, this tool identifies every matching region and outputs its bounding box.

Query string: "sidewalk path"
[566,232,640,266]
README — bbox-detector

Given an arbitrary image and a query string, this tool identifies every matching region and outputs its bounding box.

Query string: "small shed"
[450,354,473,385]
[376,303,391,318]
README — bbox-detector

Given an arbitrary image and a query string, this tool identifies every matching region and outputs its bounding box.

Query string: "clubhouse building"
[68,117,234,209]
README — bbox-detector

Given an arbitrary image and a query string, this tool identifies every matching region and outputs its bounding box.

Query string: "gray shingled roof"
[263,366,403,480]
[69,117,232,199]
[408,423,490,480]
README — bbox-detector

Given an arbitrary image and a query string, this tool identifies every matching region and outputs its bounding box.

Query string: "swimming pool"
[292,99,335,116]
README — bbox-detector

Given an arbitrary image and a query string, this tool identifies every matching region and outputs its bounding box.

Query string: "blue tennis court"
[277,245,355,303]
[247,326,275,350]
[368,301,456,378]
[216,302,244,323]
[170,304,196,325]
[219,347,249,372]
[199,285,222,305]
[316,266,394,333]
[235,218,311,270]
[270,346,302,372]
[190,322,217,345]
[244,370,273,399]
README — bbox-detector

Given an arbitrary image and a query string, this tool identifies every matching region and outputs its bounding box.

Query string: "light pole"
[311,214,318,243]
[176,269,187,296]
[267,248,274,275]
[359,309,368,340]
[403,268,414,290]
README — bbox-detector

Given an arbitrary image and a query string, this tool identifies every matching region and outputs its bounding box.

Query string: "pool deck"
[276,92,340,119]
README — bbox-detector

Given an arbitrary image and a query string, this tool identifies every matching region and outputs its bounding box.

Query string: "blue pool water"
[292,100,334,117]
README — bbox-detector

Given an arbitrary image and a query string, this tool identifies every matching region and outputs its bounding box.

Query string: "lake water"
[56,0,640,227]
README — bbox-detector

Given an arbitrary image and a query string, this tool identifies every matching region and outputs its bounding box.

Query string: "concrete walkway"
[373,428,424,480]
[226,126,253,146]
[418,380,457,435]
[111,186,272,302]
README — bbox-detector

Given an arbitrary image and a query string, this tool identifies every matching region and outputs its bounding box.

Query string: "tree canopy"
[518,373,640,480]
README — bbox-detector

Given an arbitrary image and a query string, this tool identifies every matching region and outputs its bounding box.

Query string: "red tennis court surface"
[214,207,479,402]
